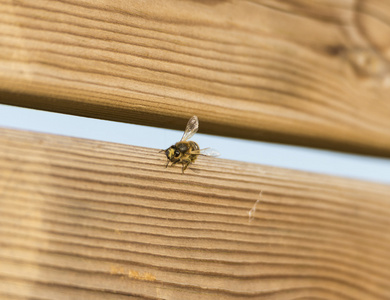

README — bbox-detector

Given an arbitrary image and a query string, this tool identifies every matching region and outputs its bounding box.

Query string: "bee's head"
[165,145,181,160]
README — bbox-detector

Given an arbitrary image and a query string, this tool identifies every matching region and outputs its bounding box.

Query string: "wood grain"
[1,0,390,156]
[1,127,390,299]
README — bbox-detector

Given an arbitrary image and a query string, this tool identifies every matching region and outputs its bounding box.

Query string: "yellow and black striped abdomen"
[188,141,199,151]
[188,141,199,163]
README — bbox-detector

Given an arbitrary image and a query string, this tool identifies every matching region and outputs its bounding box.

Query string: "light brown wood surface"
[1,127,390,299]
[1,0,390,156]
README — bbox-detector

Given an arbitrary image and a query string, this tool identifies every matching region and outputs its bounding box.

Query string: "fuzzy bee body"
[164,141,199,172]
[161,116,219,173]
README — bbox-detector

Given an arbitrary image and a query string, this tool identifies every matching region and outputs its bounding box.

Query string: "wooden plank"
[1,1,390,157]
[0,127,390,299]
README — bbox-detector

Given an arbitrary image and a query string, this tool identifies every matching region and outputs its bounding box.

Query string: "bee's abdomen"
[188,141,199,151]
[188,141,200,164]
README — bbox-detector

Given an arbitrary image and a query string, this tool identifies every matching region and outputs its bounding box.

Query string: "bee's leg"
[165,160,170,168]
[166,158,180,168]
[181,161,191,174]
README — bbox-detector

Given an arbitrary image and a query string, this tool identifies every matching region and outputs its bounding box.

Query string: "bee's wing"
[197,148,220,157]
[180,115,199,142]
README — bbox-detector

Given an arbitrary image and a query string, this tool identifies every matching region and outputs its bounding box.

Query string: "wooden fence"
[1,1,390,299]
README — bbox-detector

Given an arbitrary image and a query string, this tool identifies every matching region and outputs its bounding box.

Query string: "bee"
[161,116,220,173]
